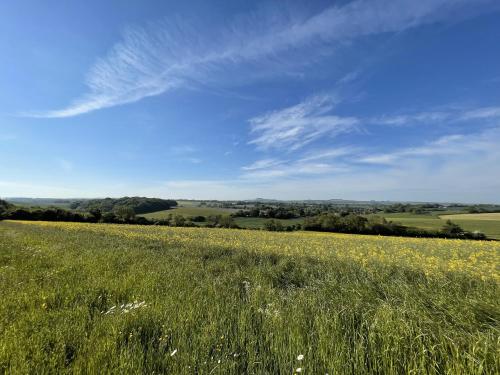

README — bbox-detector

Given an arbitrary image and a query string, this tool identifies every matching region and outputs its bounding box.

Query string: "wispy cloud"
[248,95,359,151]
[28,0,490,118]
[241,158,285,171]
[370,111,451,126]
[357,131,495,165]
[369,106,500,126]
[241,161,346,179]
[241,151,350,179]
[298,147,357,162]
[155,127,500,202]
[460,107,500,121]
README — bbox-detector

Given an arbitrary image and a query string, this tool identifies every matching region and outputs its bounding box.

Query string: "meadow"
[0,220,499,374]
[140,204,238,220]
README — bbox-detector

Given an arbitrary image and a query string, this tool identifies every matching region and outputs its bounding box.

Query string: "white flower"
[297,354,304,361]
[296,368,302,373]
[170,349,177,357]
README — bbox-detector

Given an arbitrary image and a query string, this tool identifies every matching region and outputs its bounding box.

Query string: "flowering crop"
[12,220,499,281]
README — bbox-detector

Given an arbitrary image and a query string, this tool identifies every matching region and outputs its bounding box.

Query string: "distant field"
[373,212,500,240]
[442,212,500,221]
[141,205,238,219]
[143,206,304,229]
[234,217,304,229]
[0,220,498,373]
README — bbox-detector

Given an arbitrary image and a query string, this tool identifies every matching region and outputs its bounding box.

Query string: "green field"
[370,212,500,240]
[234,217,304,229]
[443,213,500,221]
[141,203,306,229]
[0,220,498,373]
[141,205,238,219]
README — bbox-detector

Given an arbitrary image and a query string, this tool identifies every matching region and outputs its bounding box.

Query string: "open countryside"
[139,201,500,239]
[2,0,500,373]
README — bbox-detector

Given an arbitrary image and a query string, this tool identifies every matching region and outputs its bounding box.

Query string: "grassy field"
[371,212,500,240]
[140,202,303,229]
[0,220,498,373]
[234,217,304,229]
[140,205,238,219]
[443,213,500,221]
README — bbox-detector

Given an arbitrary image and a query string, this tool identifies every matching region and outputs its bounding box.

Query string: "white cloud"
[299,147,357,162]
[460,107,500,121]
[370,111,450,126]
[157,127,500,202]
[241,157,347,179]
[248,95,359,151]
[241,158,285,171]
[28,0,490,118]
[370,106,500,126]
[357,130,496,165]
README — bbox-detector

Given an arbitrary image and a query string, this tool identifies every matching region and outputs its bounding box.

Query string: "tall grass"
[0,221,498,374]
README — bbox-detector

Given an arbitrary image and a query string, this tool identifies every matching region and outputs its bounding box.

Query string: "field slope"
[0,221,498,374]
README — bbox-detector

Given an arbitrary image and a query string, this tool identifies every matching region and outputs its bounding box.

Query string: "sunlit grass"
[1,220,498,373]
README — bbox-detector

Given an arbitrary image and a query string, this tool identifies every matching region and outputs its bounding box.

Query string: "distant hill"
[69,197,177,215]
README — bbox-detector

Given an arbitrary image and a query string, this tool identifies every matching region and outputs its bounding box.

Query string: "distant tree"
[89,208,102,222]
[71,197,177,214]
[217,216,238,228]
[441,220,464,236]
[0,199,14,219]
[101,212,118,223]
[264,219,284,231]
[115,206,136,221]
[190,215,206,222]
[172,215,186,227]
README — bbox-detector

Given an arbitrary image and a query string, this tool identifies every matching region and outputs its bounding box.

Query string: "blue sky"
[1,0,500,202]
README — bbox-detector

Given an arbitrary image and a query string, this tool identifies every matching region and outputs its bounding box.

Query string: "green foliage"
[303,213,489,240]
[70,197,177,215]
[0,199,14,218]
[115,206,136,221]
[441,220,464,236]
[206,215,239,228]
[263,219,284,232]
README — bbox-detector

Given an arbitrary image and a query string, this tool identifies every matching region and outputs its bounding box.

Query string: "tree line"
[70,197,177,214]
[300,213,486,239]
[0,199,489,240]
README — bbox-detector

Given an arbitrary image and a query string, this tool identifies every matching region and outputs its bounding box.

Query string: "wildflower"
[170,349,177,357]
[297,354,304,361]
[296,368,302,373]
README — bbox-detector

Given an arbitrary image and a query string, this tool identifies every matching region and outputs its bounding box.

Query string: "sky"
[1,0,500,203]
